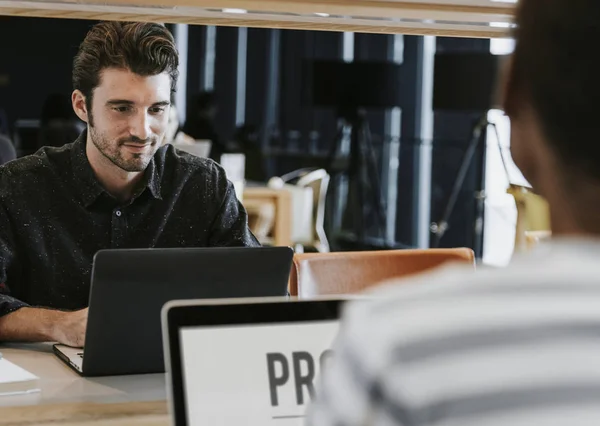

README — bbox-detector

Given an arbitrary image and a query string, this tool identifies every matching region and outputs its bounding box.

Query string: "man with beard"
[0,22,259,347]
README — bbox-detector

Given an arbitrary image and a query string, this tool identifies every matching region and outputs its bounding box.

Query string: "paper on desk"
[0,357,41,396]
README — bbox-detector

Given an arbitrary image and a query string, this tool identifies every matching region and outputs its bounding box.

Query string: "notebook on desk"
[0,356,40,396]
[53,246,293,377]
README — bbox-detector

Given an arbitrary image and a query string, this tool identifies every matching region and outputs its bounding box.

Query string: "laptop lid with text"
[162,297,358,426]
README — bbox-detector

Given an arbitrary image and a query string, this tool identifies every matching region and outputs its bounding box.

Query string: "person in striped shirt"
[307,0,600,424]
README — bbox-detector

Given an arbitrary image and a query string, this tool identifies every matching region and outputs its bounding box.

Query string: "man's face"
[79,68,171,172]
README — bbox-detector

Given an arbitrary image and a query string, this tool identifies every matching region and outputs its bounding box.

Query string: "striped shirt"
[307,238,600,426]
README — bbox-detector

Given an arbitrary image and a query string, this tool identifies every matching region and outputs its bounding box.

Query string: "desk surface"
[0,344,169,425]
[0,343,166,407]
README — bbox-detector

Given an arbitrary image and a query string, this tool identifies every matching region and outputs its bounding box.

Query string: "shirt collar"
[70,130,163,208]
[144,158,163,201]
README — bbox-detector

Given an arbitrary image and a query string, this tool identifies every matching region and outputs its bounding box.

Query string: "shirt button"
[115,210,122,217]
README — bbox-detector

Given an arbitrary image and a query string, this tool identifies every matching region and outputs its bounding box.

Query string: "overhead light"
[222,8,247,14]
[314,12,330,17]
[490,21,513,28]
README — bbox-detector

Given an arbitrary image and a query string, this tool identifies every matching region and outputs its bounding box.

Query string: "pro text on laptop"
[162,297,352,426]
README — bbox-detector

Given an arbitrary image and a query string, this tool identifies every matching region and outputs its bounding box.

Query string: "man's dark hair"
[508,0,600,180]
[73,21,179,123]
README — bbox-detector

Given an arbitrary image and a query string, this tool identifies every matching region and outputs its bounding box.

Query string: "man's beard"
[89,125,158,172]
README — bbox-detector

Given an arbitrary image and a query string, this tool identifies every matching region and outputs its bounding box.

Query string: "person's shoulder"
[345,247,577,315]
[344,255,548,330]
[0,143,74,185]
[340,248,594,364]
[334,263,477,363]
[341,262,477,327]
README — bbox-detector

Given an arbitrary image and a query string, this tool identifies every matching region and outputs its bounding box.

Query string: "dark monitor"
[310,60,402,109]
[433,53,506,112]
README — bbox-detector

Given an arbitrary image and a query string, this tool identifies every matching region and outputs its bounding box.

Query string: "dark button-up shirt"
[0,132,259,316]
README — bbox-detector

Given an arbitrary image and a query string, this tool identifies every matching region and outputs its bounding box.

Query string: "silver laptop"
[161,297,358,426]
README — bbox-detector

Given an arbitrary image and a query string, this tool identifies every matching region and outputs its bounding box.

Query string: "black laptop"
[53,246,293,377]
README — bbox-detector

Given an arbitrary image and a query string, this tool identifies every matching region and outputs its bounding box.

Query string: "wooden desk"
[243,187,292,248]
[1,400,168,426]
[0,344,169,425]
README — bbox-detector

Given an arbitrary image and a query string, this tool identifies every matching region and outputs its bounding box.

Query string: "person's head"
[72,21,179,172]
[504,0,600,233]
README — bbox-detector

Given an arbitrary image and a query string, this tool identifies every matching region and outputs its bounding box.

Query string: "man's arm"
[207,164,260,247]
[0,307,87,347]
[0,197,87,347]
[0,279,88,347]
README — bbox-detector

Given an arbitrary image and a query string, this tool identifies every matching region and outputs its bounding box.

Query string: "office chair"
[289,248,475,297]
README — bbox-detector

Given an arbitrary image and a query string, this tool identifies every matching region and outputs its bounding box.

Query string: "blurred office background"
[0,17,524,265]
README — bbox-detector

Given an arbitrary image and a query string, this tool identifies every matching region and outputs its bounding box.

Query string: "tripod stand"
[326,108,387,243]
[431,114,509,258]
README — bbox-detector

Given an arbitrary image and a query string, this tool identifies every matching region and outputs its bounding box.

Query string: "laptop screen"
[178,319,340,425]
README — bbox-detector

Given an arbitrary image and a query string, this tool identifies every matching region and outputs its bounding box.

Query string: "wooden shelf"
[0,0,515,38]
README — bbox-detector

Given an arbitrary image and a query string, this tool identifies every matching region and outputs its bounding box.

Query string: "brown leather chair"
[289,248,475,297]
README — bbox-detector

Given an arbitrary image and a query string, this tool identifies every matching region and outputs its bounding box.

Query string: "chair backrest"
[289,248,475,297]
[296,169,330,251]
[272,168,331,251]
[274,183,313,243]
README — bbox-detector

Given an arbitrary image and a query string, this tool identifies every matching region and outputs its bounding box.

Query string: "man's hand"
[49,308,88,347]
[0,307,88,347]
